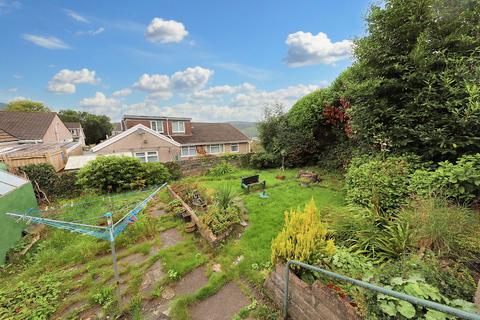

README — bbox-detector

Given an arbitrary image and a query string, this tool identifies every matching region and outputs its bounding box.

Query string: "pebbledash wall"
[166,154,250,176]
[264,263,359,320]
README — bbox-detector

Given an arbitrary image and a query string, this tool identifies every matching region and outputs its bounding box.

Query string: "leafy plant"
[92,286,115,310]
[141,162,171,186]
[201,205,241,236]
[76,156,145,192]
[271,199,336,269]
[214,185,237,211]
[208,161,236,176]
[410,154,480,204]
[168,269,180,280]
[345,156,415,215]
[249,151,281,169]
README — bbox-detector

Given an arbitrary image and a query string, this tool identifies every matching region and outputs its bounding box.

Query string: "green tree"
[350,0,480,161]
[58,110,113,144]
[5,100,51,112]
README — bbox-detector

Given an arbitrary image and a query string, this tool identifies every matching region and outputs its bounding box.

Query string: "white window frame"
[150,120,164,133]
[134,151,159,163]
[230,143,239,152]
[181,146,197,157]
[172,121,185,133]
[208,144,224,154]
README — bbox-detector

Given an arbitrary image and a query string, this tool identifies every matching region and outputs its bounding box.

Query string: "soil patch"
[140,259,165,293]
[52,300,86,319]
[189,282,250,320]
[77,305,103,320]
[160,228,184,249]
[151,208,168,218]
[171,265,208,296]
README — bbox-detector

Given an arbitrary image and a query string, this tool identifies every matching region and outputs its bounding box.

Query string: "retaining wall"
[264,263,359,320]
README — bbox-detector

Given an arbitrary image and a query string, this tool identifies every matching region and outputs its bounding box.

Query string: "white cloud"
[75,27,105,36]
[285,31,353,67]
[145,17,188,43]
[47,68,99,94]
[78,92,121,115]
[65,9,89,23]
[22,34,70,49]
[190,83,255,101]
[215,63,271,81]
[171,67,214,91]
[9,96,27,102]
[112,88,132,97]
[132,73,171,100]
[6,88,18,92]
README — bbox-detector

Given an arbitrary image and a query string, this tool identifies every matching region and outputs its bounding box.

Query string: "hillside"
[229,121,259,138]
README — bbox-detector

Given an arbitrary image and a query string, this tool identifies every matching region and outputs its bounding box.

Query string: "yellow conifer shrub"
[271,199,336,267]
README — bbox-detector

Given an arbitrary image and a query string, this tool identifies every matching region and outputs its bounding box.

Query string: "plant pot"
[300,182,309,187]
[185,222,196,233]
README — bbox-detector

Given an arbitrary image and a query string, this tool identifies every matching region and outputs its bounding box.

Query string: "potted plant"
[298,177,311,187]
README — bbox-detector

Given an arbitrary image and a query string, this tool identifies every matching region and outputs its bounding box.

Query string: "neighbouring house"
[64,122,86,147]
[0,111,83,171]
[89,115,250,163]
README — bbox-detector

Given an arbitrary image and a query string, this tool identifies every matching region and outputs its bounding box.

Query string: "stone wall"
[165,154,249,177]
[264,263,359,320]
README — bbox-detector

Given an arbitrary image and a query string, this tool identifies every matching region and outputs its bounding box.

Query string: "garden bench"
[241,175,266,192]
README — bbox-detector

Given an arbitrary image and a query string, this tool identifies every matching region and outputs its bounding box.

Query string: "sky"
[0,0,371,122]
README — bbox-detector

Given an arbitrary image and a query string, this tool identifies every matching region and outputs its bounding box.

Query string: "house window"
[230,143,239,152]
[150,120,164,133]
[181,146,197,157]
[172,121,185,133]
[135,151,159,163]
[208,144,224,154]
[70,129,78,137]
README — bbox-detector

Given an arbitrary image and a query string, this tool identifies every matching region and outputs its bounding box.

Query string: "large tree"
[58,110,113,145]
[5,100,51,112]
[349,0,480,161]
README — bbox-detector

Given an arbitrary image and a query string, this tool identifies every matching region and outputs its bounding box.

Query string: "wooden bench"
[241,175,266,192]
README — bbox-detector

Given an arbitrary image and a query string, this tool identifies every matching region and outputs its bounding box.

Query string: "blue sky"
[0,0,371,122]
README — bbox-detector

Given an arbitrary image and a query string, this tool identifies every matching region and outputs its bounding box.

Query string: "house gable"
[42,114,73,143]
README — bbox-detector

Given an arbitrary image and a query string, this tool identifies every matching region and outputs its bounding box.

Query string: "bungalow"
[64,122,86,147]
[91,115,250,162]
[0,111,83,171]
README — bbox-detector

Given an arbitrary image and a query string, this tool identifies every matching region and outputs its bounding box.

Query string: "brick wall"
[264,263,359,320]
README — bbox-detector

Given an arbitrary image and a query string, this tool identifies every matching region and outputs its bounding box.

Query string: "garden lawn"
[182,167,345,284]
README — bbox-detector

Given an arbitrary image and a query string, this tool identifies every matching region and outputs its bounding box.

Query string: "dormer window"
[172,121,185,133]
[150,120,164,133]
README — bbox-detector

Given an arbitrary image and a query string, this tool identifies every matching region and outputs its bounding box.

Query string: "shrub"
[164,162,182,180]
[271,199,336,269]
[410,153,480,204]
[53,171,81,198]
[18,163,56,192]
[76,156,145,192]
[141,162,171,186]
[345,156,415,215]
[249,151,281,169]
[208,161,236,176]
[214,185,237,211]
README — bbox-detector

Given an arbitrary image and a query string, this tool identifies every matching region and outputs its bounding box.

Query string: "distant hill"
[229,121,259,138]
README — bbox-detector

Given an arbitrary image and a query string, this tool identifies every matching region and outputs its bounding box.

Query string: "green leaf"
[397,301,416,319]
[380,301,397,317]
[425,310,448,320]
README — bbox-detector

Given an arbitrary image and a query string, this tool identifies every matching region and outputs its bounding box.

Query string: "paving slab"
[160,228,184,249]
[151,209,168,218]
[140,259,166,293]
[189,282,250,320]
[171,265,208,296]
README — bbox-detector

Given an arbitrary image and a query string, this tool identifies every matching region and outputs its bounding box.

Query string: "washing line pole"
[106,212,122,308]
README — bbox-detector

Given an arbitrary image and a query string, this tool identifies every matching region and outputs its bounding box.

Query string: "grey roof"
[0,170,29,196]
[172,122,250,145]
[0,111,56,140]
[122,114,191,121]
[64,122,81,129]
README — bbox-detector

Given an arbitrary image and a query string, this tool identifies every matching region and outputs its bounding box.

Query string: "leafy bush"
[208,161,236,176]
[141,162,171,186]
[411,154,480,204]
[249,151,281,169]
[92,286,115,310]
[77,156,145,192]
[164,161,182,180]
[214,185,237,211]
[271,199,336,269]
[18,163,80,199]
[345,156,415,215]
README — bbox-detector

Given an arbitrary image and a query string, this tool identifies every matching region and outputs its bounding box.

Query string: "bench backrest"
[242,175,259,185]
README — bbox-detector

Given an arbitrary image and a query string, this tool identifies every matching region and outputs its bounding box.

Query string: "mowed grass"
[182,167,345,284]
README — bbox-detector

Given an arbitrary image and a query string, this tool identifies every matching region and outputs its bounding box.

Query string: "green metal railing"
[284,260,480,320]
